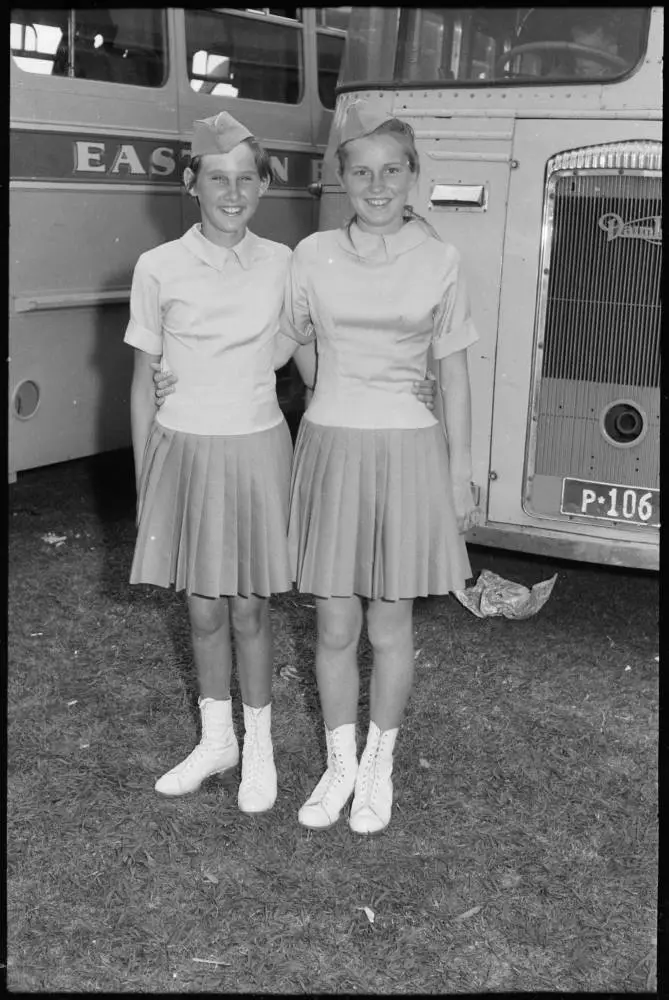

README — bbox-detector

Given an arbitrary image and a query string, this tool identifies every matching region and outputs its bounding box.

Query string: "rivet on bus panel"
[510,160,519,169]
[489,471,498,481]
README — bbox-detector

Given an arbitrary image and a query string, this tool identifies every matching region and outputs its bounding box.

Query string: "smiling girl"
[274,103,479,835]
[126,112,306,813]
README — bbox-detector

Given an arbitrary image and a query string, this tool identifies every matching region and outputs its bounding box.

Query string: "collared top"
[281,220,479,430]
[124,225,291,435]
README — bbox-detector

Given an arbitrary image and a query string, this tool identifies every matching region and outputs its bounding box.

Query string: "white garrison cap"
[339,103,396,144]
[191,111,253,156]
[324,100,398,165]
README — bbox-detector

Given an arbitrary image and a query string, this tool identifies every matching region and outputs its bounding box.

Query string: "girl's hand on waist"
[150,362,177,408]
[412,370,437,410]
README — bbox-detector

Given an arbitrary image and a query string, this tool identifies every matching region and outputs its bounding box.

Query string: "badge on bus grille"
[561,478,659,527]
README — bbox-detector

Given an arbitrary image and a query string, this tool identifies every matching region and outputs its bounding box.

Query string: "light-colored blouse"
[281,221,478,430]
[124,225,291,436]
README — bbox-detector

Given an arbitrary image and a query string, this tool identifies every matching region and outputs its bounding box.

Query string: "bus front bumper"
[466,522,659,572]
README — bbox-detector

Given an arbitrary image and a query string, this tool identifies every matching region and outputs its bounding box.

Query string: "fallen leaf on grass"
[192,957,231,967]
[419,758,431,769]
[454,905,482,921]
[357,906,375,924]
[279,664,300,681]
[202,869,219,884]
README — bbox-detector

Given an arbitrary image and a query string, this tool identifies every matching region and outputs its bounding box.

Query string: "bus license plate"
[561,478,660,527]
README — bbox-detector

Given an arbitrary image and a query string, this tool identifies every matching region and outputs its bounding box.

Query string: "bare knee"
[188,595,230,640]
[230,596,268,641]
[317,597,363,653]
[366,600,414,655]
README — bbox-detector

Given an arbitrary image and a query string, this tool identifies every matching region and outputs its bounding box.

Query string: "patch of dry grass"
[7,452,658,993]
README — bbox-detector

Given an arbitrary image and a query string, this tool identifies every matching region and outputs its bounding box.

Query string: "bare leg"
[297,595,363,829]
[230,595,273,708]
[349,598,414,834]
[155,594,238,796]
[187,594,233,700]
[315,595,364,728]
[230,595,276,813]
[366,598,415,730]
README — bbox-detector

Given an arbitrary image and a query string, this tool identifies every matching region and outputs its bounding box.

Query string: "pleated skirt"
[131,419,293,598]
[288,418,472,601]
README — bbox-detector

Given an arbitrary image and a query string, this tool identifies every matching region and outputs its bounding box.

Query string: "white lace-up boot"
[238,703,277,814]
[154,697,239,796]
[298,723,358,829]
[348,721,398,835]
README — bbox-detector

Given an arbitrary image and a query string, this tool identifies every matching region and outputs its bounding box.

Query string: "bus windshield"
[339,7,650,88]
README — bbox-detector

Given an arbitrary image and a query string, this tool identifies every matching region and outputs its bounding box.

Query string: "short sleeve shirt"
[281,220,478,429]
[124,225,291,435]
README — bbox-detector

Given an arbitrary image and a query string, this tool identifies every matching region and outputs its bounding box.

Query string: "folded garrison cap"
[191,111,253,156]
[338,102,396,144]
[324,100,397,165]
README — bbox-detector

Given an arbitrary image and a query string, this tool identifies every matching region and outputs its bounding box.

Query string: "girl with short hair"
[126,112,303,813]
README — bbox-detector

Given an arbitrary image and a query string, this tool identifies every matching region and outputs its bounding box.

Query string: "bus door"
[486,8,661,566]
[9,8,179,478]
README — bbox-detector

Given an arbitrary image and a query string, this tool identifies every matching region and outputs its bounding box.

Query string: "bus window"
[185,9,303,104]
[339,8,650,87]
[10,8,166,86]
[316,7,351,108]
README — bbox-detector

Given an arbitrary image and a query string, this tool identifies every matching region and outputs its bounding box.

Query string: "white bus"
[318,6,661,570]
[9,6,350,480]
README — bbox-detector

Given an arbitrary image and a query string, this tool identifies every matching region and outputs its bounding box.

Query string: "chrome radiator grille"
[530,141,661,493]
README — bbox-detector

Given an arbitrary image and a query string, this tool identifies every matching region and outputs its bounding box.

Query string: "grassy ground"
[7,450,659,993]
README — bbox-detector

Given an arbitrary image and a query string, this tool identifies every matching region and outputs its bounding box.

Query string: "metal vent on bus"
[429,183,487,211]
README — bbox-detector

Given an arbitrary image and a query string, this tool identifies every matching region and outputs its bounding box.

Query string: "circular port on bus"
[600,399,647,448]
[13,379,41,420]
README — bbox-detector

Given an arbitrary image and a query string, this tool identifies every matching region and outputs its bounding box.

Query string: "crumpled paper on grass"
[41,532,67,547]
[454,569,557,620]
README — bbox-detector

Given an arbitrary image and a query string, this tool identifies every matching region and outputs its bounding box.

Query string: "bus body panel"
[10,25,184,476]
[9,7,341,479]
[9,306,134,475]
